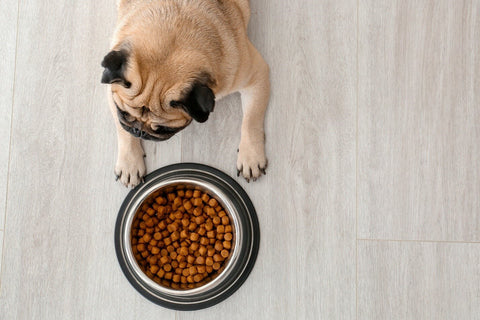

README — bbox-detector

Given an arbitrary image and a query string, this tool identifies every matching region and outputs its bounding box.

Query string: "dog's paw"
[114,150,146,188]
[236,141,267,182]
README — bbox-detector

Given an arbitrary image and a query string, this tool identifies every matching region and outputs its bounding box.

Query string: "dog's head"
[101,40,216,141]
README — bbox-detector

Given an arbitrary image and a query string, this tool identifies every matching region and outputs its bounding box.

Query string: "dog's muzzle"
[120,121,176,141]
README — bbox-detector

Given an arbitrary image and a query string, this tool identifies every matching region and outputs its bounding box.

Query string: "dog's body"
[102,0,269,187]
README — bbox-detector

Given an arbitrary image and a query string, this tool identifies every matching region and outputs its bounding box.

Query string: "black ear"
[101,50,131,88]
[172,83,215,123]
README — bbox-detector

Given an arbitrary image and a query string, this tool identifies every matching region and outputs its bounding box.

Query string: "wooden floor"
[1,0,479,319]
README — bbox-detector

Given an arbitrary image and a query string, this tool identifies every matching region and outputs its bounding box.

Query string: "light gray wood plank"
[358,240,480,319]
[0,0,18,230]
[358,0,480,241]
[0,231,3,289]
[0,1,178,318]
[179,0,357,318]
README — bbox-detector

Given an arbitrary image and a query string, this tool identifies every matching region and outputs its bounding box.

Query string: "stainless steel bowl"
[115,163,260,310]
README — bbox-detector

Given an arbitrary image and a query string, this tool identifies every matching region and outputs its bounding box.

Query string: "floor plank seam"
[355,0,360,319]
[357,238,480,244]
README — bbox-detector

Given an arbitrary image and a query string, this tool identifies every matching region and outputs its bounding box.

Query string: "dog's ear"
[101,50,131,88]
[171,83,215,123]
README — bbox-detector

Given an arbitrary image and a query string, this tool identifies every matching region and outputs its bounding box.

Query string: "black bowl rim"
[114,162,260,311]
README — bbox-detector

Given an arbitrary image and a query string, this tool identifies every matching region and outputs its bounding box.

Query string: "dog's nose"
[131,127,142,137]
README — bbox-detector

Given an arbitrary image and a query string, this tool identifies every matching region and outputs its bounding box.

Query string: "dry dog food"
[131,186,234,289]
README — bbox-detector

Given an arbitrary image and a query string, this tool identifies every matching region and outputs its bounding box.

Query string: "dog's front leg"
[237,45,270,182]
[108,89,146,187]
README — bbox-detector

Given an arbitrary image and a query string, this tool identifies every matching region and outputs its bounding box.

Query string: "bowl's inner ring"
[124,178,243,297]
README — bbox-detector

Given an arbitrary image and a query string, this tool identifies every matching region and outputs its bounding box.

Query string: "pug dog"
[101,0,270,187]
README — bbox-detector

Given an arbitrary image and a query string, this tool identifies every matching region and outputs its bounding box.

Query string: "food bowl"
[115,163,260,310]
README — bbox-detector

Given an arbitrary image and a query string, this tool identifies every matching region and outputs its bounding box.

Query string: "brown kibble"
[212,217,221,225]
[174,211,183,220]
[221,249,229,258]
[189,266,197,275]
[145,227,154,234]
[208,198,217,207]
[173,197,182,207]
[207,247,215,256]
[164,237,172,245]
[171,260,179,268]
[205,257,214,266]
[167,245,175,253]
[153,232,162,240]
[214,242,223,251]
[206,266,213,273]
[205,221,214,231]
[171,231,180,241]
[137,244,146,252]
[184,201,192,210]
[142,233,152,243]
[150,265,159,274]
[224,233,233,241]
[158,220,167,230]
[145,219,154,227]
[167,224,178,232]
[182,268,190,277]
[185,190,193,198]
[151,247,160,254]
[172,274,181,283]
[195,216,205,225]
[159,255,169,265]
[212,262,221,270]
[179,247,188,256]
[193,190,201,198]
[195,256,205,265]
[213,254,223,262]
[221,216,229,225]
[188,222,197,231]
[164,272,173,280]
[198,227,206,236]
[170,251,178,259]
[198,246,207,256]
[190,242,199,251]
[206,207,215,216]
[222,241,231,249]
[207,230,215,238]
[180,229,189,239]
[197,265,206,274]
[157,269,165,278]
[193,198,203,206]
[163,264,172,272]
[187,255,195,264]
[190,233,199,241]
[193,274,203,282]
[217,225,225,234]
[201,193,210,203]
[200,237,209,245]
